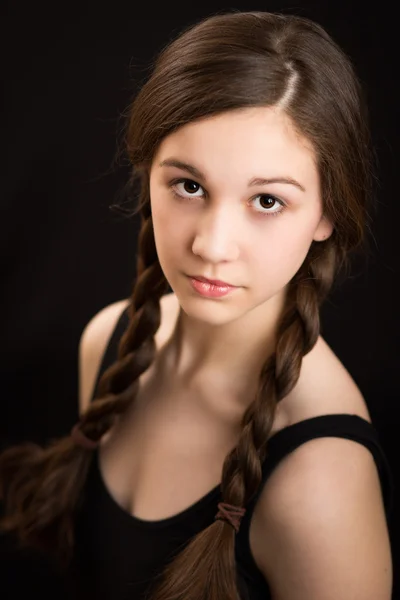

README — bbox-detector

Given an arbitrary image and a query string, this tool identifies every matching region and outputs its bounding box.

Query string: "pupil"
[261,195,274,208]
[185,181,199,193]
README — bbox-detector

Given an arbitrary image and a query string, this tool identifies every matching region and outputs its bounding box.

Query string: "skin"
[148,106,333,401]
[97,111,391,600]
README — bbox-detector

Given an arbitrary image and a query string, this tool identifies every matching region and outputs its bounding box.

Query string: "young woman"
[0,10,394,600]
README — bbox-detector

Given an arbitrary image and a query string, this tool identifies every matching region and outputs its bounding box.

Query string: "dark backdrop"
[2,0,399,597]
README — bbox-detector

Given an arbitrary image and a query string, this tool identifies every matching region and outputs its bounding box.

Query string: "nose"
[191,203,240,262]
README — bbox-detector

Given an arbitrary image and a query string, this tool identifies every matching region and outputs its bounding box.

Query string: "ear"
[313,215,334,242]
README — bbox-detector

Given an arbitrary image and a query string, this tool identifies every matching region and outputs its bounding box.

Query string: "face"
[149,107,332,326]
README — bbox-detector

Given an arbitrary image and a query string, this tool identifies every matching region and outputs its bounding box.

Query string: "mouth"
[188,275,237,287]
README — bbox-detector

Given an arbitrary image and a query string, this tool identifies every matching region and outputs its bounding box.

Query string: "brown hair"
[0,10,377,600]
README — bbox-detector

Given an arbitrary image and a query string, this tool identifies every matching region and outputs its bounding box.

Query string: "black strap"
[263,414,395,523]
[90,305,130,403]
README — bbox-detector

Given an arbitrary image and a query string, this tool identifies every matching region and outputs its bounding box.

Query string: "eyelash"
[168,178,287,218]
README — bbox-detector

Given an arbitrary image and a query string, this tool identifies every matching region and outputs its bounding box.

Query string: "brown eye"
[252,193,286,217]
[259,195,278,209]
[170,178,204,199]
[182,180,201,194]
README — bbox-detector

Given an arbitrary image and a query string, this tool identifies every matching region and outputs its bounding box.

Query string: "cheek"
[151,185,180,235]
[151,197,185,276]
[151,188,171,237]
[153,204,184,239]
[151,187,196,257]
[253,226,315,287]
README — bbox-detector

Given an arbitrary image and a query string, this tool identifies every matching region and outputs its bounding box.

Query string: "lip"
[188,276,237,298]
[189,275,237,287]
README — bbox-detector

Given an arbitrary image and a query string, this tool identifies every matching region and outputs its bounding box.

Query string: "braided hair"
[0,10,375,600]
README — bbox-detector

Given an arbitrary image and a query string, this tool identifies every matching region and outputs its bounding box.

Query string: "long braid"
[0,9,373,599]
[0,182,169,563]
[76,213,169,445]
[146,240,338,600]
[226,240,337,503]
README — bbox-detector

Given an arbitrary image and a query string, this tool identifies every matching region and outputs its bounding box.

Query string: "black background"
[2,1,399,597]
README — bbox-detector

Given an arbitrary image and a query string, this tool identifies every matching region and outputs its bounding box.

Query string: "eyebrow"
[158,158,306,193]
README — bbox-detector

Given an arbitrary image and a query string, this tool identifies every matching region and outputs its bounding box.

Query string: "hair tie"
[214,502,246,533]
[70,423,99,450]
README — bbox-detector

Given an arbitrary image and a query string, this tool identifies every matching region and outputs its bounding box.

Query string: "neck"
[158,288,288,404]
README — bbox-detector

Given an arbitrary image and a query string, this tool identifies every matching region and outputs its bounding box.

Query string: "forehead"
[153,107,317,181]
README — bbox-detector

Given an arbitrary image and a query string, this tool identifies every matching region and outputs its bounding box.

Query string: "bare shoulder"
[281,334,372,425]
[78,293,178,415]
[251,430,392,599]
[248,336,392,599]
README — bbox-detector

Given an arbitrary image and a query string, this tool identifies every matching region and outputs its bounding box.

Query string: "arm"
[252,436,393,600]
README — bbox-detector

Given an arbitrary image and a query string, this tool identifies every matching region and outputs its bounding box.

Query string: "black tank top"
[69,306,394,600]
